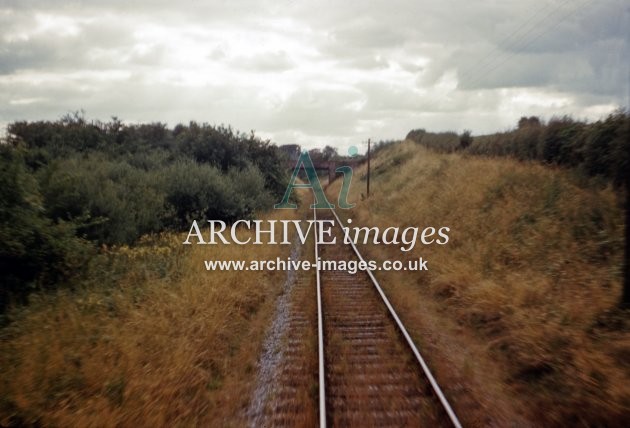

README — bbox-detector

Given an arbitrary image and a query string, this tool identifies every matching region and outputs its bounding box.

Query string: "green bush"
[162,160,273,229]
[459,130,473,150]
[0,147,92,311]
[414,109,629,186]
[39,156,165,245]
[1,116,289,308]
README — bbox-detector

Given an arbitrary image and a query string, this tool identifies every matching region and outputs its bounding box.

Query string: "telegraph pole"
[619,78,630,309]
[622,168,630,308]
[367,138,371,198]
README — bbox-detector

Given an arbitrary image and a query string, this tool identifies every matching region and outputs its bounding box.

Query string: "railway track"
[315,208,462,427]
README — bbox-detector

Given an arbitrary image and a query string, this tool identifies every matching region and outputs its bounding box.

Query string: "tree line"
[407,109,630,308]
[0,113,289,310]
[406,109,629,187]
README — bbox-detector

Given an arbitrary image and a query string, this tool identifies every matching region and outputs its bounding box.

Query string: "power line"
[458,0,570,84]
[463,0,595,90]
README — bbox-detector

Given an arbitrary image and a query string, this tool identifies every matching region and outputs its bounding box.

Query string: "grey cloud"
[232,51,295,72]
[0,14,140,74]
[0,40,57,74]
[356,80,502,116]
[335,55,389,71]
[455,37,627,101]
[0,0,273,27]
[265,86,363,134]
[0,0,627,146]
[510,1,629,54]
[0,76,264,131]
[325,17,409,51]
[433,0,629,107]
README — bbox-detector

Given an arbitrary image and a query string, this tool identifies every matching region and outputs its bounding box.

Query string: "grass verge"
[328,140,629,425]
[1,209,300,427]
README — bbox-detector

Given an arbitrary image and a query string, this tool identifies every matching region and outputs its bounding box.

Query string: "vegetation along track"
[315,208,462,427]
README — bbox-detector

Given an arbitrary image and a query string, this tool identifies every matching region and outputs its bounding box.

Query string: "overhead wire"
[463,0,595,90]
[457,0,570,84]
[458,0,596,90]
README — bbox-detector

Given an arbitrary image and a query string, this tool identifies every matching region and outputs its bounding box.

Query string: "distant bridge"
[287,158,364,183]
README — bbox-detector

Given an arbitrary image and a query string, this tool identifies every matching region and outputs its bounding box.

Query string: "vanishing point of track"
[314,208,462,427]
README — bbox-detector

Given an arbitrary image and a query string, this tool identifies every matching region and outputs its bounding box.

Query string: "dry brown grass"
[1,209,302,427]
[328,140,630,426]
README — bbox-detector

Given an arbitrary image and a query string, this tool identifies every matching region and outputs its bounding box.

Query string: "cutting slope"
[328,140,628,426]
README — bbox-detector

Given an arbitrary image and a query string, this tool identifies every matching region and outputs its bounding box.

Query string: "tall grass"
[329,140,629,425]
[0,208,301,427]
[407,110,629,187]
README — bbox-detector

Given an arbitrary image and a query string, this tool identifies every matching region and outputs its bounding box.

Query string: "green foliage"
[459,130,473,150]
[413,109,629,186]
[518,116,541,129]
[161,160,272,229]
[39,156,165,245]
[175,122,248,169]
[322,145,338,161]
[406,129,460,152]
[405,129,426,142]
[582,111,630,186]
[371,139,397,157]
[538,116,585,166]
[0,147,92,311]
[1,115,288,308]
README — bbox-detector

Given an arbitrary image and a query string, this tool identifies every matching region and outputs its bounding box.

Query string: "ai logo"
[274,150,355,209]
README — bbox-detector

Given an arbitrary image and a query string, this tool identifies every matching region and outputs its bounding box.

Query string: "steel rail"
[314,207,327,428]
[327,207,463,428]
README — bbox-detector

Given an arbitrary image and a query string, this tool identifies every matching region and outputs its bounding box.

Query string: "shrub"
[459,130,473,150]
[0,147,91,310]
[416,109,629,186]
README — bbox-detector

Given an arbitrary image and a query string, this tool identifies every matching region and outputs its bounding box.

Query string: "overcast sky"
[0,0,628,151]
